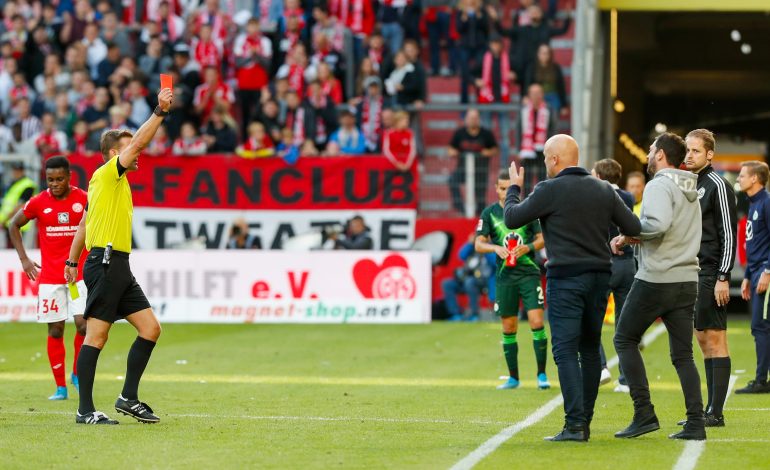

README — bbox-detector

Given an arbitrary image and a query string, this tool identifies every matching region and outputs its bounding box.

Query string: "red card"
[160,74,173,91]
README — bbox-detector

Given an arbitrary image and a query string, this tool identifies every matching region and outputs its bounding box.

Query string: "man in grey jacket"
[611,133,706,441]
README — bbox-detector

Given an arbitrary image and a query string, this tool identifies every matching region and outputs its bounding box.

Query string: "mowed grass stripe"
[0,371,699,390]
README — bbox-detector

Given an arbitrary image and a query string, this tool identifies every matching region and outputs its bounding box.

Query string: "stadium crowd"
[0,0,571,168]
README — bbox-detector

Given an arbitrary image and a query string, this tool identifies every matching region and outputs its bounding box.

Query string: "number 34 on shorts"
[36,281,87,323]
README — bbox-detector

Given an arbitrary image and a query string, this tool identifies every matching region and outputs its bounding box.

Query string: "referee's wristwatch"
[154,106,169,117]
[65,259,78,268]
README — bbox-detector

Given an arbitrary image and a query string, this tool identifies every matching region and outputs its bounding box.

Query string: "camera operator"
[328,215,373,250]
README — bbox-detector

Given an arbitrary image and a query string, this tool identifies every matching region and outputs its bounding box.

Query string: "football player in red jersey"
[9,156,88,400]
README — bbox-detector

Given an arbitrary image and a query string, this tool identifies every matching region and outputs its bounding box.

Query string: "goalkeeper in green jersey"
[476,169,550,389]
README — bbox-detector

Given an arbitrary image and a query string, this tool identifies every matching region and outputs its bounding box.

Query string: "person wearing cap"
[474,33,515,163]
[1,162,37,247]
[327,107,366,155]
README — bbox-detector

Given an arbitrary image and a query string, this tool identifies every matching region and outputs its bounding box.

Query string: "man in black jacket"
[592,158,637,392]
[505,134,641,442]
[683,129,737,427]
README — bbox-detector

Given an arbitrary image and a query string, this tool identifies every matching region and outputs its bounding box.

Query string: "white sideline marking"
[450,323,668,470]
[672,374,739,470]
[673,441,705,470]
[725,408,770,411]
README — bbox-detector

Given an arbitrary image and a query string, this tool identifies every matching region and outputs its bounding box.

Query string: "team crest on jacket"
[697,188,705,200]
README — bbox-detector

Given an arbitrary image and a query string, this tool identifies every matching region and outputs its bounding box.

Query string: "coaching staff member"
[612,133,705,441]
[736,161,770,394]
[683,129,737,426]
[504,134,641,442]
[64,87,173,425]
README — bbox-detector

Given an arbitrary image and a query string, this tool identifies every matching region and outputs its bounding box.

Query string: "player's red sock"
[73,333,85,376]
[47,336,66,387]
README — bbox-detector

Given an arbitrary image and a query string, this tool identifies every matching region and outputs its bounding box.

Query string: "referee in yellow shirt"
[64,88,172,425]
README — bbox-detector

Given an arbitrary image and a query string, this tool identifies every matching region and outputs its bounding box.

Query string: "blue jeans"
[457,45,486,104]
[442,277,480,317]
[547,272,610,426]
[381,22,404,57]
[426,11,456,73]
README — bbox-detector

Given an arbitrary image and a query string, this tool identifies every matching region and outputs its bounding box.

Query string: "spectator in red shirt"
[193,66,235,124]
[192,23,223,69]
[34,112,67,156]
[316,62,343,105]
[234,18,272,135]
[10,70,35,107]
[172,121,207,155]
[69,120,90,153]
[383,110,416,171]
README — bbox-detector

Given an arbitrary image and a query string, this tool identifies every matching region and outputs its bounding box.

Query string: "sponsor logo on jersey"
[43,208,53,214]
[57,212,70,224]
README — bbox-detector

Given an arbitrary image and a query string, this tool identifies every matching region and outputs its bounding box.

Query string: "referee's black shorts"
[83,247,151,323]
[695,270,727,331]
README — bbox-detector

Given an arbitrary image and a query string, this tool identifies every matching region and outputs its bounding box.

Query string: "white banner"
[131,208,417,250]
[0,250,432,324]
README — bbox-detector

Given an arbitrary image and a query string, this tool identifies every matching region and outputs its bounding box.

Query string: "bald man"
[504,134,641,442]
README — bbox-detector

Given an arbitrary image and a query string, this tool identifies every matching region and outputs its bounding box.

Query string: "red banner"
[67,155,418,210]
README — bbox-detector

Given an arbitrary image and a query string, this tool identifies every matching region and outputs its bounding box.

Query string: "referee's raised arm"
[117,88,174,171]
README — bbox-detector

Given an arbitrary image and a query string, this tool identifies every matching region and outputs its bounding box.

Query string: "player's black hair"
[654,133,687,168]
[45,155,70,172]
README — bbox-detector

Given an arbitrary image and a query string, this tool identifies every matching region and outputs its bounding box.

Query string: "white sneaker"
[600,368,612,385]
[614,382,630,393]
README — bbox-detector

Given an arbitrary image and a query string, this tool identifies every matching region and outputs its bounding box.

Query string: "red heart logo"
[352,254,410,299]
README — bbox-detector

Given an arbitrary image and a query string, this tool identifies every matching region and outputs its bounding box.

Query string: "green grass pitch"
[0,320,767,469]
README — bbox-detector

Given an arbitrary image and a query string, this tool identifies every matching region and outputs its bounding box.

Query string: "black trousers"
[614,279,704,420]
[599,256,636,383]
[547,272,611,426]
